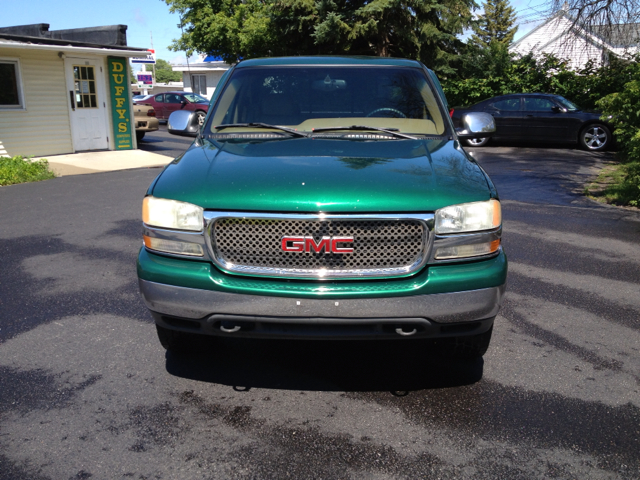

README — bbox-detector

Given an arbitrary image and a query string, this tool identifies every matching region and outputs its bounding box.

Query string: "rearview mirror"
[455,112,496,139]
[168,110,200,137]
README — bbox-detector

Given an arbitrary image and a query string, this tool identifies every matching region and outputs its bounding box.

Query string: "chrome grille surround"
[204,212,434,279]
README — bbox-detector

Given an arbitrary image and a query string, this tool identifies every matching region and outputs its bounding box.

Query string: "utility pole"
[151,32,156,89]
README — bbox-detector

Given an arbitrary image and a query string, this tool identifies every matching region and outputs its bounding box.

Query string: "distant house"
[0,23,148,157]
[511,10,640,69]
[172,55,232,99]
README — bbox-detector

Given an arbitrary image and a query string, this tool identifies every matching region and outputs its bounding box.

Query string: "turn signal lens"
[435,199,501,234]
[435,239,501,260]
[142,196,203,231]
[143,236,204,256]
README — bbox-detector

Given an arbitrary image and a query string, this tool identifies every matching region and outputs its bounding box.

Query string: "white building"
[0,24,148,157]
[172,56,231,99]
[511,11,639,70]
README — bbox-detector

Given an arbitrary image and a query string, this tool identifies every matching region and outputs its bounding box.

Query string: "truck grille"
[208,214,430,279]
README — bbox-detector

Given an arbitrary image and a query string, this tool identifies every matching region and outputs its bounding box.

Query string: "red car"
[136,91,210,125]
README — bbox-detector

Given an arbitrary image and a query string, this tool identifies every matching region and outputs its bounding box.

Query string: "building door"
[191,74,207,96]
[64,58,109,151]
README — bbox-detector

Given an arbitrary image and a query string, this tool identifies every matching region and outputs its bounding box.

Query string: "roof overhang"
[172,61,231,72]
[0,39,148,57]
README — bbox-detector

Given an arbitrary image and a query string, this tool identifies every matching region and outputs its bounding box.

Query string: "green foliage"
[442,52,637,110]
[597,61,640,205]
[0,156,56,186]
[470,0,517,47]
[165,0,477,75]
[155,59,182,83]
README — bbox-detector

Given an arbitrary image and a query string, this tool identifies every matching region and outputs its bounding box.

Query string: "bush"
[442,52,636,110]
[597,61,640,206]
[0,155,56,186]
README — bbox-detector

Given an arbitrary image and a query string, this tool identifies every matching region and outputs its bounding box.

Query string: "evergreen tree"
[470,0,518,47]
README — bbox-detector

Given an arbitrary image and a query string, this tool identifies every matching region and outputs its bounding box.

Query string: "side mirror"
[168,110,200,137]
[455,112,496,139]
[551,106,566,113]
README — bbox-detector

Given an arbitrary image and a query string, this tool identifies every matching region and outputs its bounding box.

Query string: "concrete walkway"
[35,149,171,177]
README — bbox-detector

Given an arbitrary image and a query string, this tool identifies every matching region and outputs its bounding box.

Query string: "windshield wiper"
[311,125,418,140]
[214,123,308,138]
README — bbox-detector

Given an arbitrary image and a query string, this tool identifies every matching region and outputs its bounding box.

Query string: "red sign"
[281,236,354,254]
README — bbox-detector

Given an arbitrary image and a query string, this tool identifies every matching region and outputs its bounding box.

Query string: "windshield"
[184,93,209,103]
[554,96,580,112]
[207,66,446,136]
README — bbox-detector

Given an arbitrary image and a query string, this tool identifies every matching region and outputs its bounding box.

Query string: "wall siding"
[0,49,73,157]
[182,70,227,99]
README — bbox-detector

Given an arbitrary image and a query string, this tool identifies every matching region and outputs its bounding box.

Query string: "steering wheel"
[366,107,406,118]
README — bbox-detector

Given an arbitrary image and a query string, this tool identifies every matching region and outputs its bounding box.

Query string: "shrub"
[597,62,640,206]
[0,155,56,186]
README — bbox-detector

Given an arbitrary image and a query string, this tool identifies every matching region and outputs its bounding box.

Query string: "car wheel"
[464,137,490,147]
[579,124,611,151]
[135,131,145,142]
[444,326,493,360]
[156,325,203,354]
[195,110,206,126]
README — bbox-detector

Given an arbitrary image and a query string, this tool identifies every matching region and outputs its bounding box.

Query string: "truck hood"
[150,137,494,213]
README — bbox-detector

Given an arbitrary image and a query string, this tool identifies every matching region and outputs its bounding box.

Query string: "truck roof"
[236,56,425,68]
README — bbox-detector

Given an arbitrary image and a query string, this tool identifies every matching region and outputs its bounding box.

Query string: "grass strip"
[585,160,640,207]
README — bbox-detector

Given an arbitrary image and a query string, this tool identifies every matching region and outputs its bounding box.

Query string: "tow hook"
[395,326,417,336]
[220,323,242,333]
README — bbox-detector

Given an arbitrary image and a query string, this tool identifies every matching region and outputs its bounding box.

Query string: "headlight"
[142,196,203,231]
[435,199,501,234]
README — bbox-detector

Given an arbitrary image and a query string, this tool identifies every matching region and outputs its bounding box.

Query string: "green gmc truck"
[137,56,507,359]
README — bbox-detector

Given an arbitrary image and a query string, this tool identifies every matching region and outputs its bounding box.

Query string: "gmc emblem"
[281,236,354,254]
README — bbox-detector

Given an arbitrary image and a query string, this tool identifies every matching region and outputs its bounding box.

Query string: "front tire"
[464,137,490,147]
[156,325,202,354]
[195,110,206,126]
[445,326,493,360]
[135,131,145,142]
[579,124,611,151]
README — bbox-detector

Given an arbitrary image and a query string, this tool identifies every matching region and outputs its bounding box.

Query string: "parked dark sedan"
[451,93,612,151]
[135,91,210,125]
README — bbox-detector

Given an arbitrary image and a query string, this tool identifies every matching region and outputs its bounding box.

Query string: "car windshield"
[207,66,446,136]
[554,96,580,112]
[184,93,209,103]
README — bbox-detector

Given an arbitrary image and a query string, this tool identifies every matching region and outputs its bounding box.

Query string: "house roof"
[0,23,148,54]
[171,60,231,72]
[512,11,639,51]
[590,23,640,48]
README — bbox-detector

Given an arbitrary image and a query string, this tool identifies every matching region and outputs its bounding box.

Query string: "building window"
[191,74,207,96]
[73,65,98,108]
[0,59,24,109]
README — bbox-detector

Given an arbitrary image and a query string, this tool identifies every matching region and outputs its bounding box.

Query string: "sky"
[1,0,555,69]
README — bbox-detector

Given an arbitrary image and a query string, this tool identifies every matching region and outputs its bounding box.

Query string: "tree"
[164,0,477,75]
[469,0,518,47]
[154,59,182,83]
[550,0,640,54]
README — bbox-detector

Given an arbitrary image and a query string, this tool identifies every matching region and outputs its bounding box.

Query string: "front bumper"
[139,278,505,340]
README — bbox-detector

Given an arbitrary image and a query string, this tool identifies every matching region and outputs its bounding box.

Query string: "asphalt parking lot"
[1,137,639,479]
